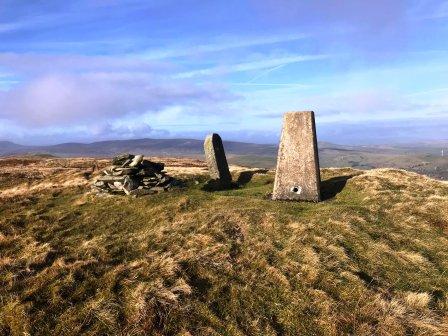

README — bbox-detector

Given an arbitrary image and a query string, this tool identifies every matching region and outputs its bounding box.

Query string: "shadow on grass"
[320,175,355,201]
[355,270,379,289]
[202,169,270,192]
[201,179,237,191]
[236,169,269,186]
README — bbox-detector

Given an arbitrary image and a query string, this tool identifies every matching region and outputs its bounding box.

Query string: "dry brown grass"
[0,158,447,335]
[0,156,250,200]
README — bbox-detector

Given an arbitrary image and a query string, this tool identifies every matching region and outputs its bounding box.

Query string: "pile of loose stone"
[92,154,175,196]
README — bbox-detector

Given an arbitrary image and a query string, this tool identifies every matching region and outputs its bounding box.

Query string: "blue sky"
[0,0,447,145]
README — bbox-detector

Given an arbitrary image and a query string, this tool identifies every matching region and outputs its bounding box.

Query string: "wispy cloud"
[406,87,448,97]
[175,54,331,78]
[245,63,289,83]
[0,1,160,35]
[423,1,448,19]
[0,21,26,33]
[0,80,19,90]
[0,14,64,34]
[0,72,19,90]
[230,83,311,87]
[0,53,172,74]
[139,33,310,59]
[248,86,447,124]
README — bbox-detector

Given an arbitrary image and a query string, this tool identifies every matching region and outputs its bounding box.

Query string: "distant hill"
[0,138,278,157]
[1,138,447,179]
[1,138,447,157]
[0,141,29,153]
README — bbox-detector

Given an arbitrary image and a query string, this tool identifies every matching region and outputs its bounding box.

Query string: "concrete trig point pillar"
[204,133,232,185]
[272,111,321,202]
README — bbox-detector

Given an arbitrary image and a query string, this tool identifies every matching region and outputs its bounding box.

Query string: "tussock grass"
[0,164,447,335]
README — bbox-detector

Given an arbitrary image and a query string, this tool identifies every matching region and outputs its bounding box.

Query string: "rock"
[92,153,177,196]
[93,181,105,187]
[129,155,143,167]
[113,181,123,189]
[122,176,140,195]
[96,175,126,182]
[272,111,321,202]
[150,186,165,192]
[112,154,134,166]
[121,158,133,167]
[204,133,232,186]
[111,167,138,175]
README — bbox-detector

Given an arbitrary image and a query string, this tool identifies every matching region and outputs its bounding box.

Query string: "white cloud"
[0,73,235,128]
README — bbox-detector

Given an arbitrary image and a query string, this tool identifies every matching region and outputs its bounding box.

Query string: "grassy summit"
[0,160,447,335]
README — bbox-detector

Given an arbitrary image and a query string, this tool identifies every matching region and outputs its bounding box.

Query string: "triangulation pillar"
[272,111,321,202]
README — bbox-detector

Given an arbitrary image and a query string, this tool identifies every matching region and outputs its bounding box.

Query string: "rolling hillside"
[0,156,447,335]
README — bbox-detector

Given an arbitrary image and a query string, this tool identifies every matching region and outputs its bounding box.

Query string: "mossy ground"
[0,166,447,335]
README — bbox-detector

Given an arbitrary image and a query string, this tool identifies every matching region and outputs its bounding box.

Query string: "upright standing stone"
[204,133,232,185]
[272,111,321,202]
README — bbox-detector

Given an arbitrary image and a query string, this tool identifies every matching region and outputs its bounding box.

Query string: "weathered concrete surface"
[272,111,321,202]
[204,133,232,184]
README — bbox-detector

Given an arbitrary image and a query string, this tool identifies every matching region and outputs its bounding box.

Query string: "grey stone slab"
[96,175,126,182]
[112,154,134,166]
[272,111,321,202]
[111,167,138,176]
[204,133,232,184]
[129,155,143,167]
[122,176,140,195]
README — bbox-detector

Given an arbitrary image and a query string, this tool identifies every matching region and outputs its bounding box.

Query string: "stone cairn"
[92,154,175,196]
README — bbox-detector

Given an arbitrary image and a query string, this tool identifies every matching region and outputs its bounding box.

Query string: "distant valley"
[0,138,447,179]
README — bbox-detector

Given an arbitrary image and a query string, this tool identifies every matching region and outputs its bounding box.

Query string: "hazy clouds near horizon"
[0,0,447,145]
